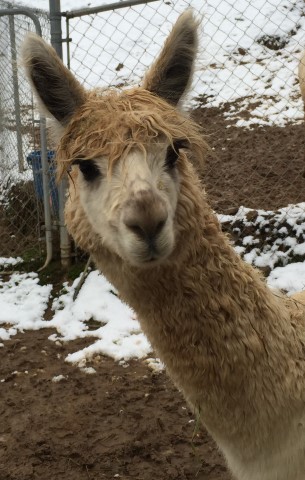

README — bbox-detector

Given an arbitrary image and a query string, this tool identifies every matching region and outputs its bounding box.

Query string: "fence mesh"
[2,0,305,274]
[0,2,55,257]
[65,0,305,124]
[62,0,305,278]
[64,0,305,275]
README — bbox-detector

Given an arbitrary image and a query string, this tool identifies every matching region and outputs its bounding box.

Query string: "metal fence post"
[49,0,71,268]
[8,15,23,172]
[39,116,53,270]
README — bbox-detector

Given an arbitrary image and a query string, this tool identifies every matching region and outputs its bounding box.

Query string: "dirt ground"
[0,330,229,480]
[193,102,305,213]
[2,106,305,480]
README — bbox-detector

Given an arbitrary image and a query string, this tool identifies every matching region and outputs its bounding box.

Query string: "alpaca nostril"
[155,220,166,235]
[125,217,167,241]
[123,194,168,241]
[127,224,146,239]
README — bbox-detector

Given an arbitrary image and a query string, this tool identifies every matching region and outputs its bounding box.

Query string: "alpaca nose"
[123,190,168,243]
[125,217,167,242]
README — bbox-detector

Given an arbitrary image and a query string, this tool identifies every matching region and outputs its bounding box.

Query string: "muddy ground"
[0,330,229,480]
[194,103,305,213]
[1,106,305,479]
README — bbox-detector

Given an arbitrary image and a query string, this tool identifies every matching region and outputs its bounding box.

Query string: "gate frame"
[49,0,71,269]
[0,7,53,269]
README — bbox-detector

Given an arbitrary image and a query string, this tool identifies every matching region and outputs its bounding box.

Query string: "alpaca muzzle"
[122,189,168,246]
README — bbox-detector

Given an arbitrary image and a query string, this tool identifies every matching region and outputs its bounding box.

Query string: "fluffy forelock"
[56,86,207,179]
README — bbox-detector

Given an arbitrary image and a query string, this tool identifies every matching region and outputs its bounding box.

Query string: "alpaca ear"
[22,33,86,126]
[143,10,198,106]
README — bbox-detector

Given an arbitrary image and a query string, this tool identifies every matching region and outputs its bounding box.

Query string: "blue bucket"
[27,150,59,217]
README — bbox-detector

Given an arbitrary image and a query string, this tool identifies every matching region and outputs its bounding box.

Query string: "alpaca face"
[22,10,199,266]
[74,143,181,265]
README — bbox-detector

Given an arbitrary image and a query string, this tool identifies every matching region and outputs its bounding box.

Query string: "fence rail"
[63,0,159,19]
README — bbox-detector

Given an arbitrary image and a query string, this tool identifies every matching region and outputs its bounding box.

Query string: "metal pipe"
[38,116,53,271]
[0,9,42,35]
[64,0,159,19]
[8,15,23,172]
[49,0,63,57]
[49,0,71,268]
[66,14,70,69]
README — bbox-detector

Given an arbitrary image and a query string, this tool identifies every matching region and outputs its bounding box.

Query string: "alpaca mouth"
[137,256,163,267]
[139,251,160,265]
[126,244,167,267]
[145,253,160,263]
[120,220,174,267]
[136,247,170,266]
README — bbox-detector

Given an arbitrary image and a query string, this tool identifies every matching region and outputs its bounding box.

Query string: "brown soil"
[2,106,305,480]
[192,103,305,213]
[0,330,229,480]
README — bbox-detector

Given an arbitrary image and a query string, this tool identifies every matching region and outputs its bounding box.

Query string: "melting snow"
[0,257,23,268]
[18,0,305,126]
[2,0,305,366]
[48,270,152,364]
[0,272,52,341]
[2,199,305,364]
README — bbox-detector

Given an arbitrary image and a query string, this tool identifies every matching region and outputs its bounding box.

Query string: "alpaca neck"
[88,164,304,461]
[92,163,290,353]
[127,170,295,369]
[129,205,287,354]
[123,193,298,439]
[98,166,291,362]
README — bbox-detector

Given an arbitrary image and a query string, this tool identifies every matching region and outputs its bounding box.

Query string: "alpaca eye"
[73,159,101,182]
[165,140,188,170]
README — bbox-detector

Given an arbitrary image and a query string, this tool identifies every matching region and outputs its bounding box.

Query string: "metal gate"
[0,4,53,266]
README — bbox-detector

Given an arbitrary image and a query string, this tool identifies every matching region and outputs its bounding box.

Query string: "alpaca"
[22,12,305,480]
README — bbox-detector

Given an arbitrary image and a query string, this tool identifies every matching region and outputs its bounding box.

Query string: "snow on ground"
[218,203,305,270]
[0,267,152,364]
[267,262,305,295]
[2,202,305,364]
[19,0,305,126]
[0,272,51,341]
[0,257,23,268]
[2,0,305,365]
[48,270,151,364]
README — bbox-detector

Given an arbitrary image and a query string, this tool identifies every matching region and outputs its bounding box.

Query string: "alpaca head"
[22,11,204,267]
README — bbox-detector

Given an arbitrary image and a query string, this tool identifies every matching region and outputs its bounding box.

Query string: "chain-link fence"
[2,0,305,273]
[63,0,305,274]
[0,1,56,259]
[65,0,305,123]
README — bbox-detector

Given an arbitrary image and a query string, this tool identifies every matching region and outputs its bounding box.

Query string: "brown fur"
[56,88,206,179]
[22,33,86,126]
[65,150,305,480]
[143,10,199,105]
[23,11,305,480]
